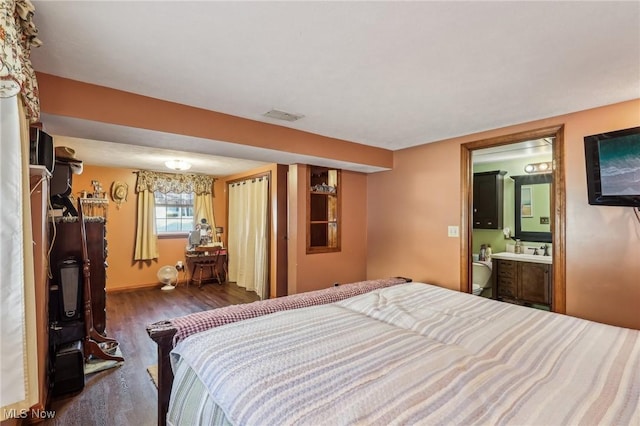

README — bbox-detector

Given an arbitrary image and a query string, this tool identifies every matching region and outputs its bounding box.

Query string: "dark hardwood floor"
[44,282,259,426]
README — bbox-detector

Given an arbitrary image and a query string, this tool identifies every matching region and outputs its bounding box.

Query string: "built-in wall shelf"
[307,166,341,254]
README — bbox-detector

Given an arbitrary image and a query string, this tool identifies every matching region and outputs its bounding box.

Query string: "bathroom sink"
[491,252,552,264]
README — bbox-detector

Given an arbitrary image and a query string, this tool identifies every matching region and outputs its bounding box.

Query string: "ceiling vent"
[263,109,304,122]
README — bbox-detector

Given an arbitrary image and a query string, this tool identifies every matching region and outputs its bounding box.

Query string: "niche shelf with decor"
[307,166,341,254]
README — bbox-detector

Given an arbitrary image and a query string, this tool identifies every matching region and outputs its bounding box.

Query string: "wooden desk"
[185,248,227,287]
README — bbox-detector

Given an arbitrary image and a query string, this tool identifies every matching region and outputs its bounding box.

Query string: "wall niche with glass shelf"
[307,165,341,254]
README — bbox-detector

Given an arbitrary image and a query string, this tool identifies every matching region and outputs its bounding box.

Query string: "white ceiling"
[30,1,640,174]
[473,138,553,164]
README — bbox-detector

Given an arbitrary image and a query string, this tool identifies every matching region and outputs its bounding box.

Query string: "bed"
[148,279,640,426]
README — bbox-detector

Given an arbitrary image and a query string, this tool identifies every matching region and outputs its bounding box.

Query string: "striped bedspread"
[170,283,640,425]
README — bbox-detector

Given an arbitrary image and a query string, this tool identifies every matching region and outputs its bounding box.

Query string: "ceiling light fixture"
[524,161,552,174]
[165,159,192,171]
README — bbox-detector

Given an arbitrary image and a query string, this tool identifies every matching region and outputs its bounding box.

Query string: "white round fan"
[158,265,179,291]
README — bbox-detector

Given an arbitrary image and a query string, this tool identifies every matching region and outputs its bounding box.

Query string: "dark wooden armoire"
[50,219,108,335]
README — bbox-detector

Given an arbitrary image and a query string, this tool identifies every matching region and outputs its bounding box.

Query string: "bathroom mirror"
[512,174,552,243]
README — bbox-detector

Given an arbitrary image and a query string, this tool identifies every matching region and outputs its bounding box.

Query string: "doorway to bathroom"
[460,126,566,313]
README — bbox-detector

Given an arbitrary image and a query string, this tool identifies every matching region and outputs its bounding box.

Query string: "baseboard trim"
[106,282,160,294]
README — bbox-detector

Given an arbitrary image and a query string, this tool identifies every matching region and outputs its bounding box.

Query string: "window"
[155,191,194,233]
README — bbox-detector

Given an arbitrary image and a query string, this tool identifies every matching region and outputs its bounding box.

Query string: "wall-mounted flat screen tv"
[584,126,640,207]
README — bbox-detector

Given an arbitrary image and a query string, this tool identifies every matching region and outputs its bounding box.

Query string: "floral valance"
[0,0,41,122]
[135,170,216,196]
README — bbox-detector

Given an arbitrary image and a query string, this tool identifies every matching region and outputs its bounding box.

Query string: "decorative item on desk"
[215,226,223,243]
[197,218,212,245]
[188,230,200,248]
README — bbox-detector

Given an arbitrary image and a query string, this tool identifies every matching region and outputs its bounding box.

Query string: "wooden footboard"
[146,322,178,426]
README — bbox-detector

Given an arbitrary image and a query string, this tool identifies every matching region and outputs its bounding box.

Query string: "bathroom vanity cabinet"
[493,259,552,308]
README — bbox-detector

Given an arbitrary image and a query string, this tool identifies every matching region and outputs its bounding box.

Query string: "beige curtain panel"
[0,96,39,419]
[228,177,269,300]
[1,0,41,419]
[194,192,216,232]
[134,189,159,261]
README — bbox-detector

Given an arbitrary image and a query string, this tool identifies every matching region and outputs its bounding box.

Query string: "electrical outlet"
[447,226,459,238]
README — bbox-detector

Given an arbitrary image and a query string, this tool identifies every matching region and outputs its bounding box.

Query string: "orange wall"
[212,179,226,239]
[289,165,368,294]
[70,165,223,291]
[367,99,640,329]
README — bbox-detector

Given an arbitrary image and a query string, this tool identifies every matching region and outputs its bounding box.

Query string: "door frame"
[460,125,566,313]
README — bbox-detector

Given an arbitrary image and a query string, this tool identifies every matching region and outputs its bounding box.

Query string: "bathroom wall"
[472,154,551,254]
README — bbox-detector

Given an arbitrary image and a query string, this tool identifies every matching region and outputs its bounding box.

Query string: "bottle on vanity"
[486,244,492,261]
[479,244,486,261]
[514,239,523,254]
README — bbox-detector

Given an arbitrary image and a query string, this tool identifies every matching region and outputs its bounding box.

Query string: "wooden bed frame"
[146,277,412,426]
[146,322,178,426]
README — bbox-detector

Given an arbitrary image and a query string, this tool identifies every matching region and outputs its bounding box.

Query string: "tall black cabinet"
[50,219,107,335]
[473,170,506,229]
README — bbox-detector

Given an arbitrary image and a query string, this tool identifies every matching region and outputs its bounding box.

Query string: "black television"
[584,126,640,207]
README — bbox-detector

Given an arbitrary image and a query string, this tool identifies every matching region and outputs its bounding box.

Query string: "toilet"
[472,261,492,296]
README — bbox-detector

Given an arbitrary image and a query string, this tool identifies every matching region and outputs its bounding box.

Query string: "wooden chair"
[190,246,224,287]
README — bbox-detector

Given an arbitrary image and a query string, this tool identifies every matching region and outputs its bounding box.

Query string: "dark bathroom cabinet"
[473,170,506,229]
[493,259,552,308]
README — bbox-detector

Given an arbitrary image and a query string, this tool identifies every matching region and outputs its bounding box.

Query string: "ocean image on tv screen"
[598,134,640,196]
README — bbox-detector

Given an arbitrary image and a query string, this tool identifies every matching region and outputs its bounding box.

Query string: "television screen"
[584,126,640,207]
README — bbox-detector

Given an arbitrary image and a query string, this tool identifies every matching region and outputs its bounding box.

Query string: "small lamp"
[215,226,223,243]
